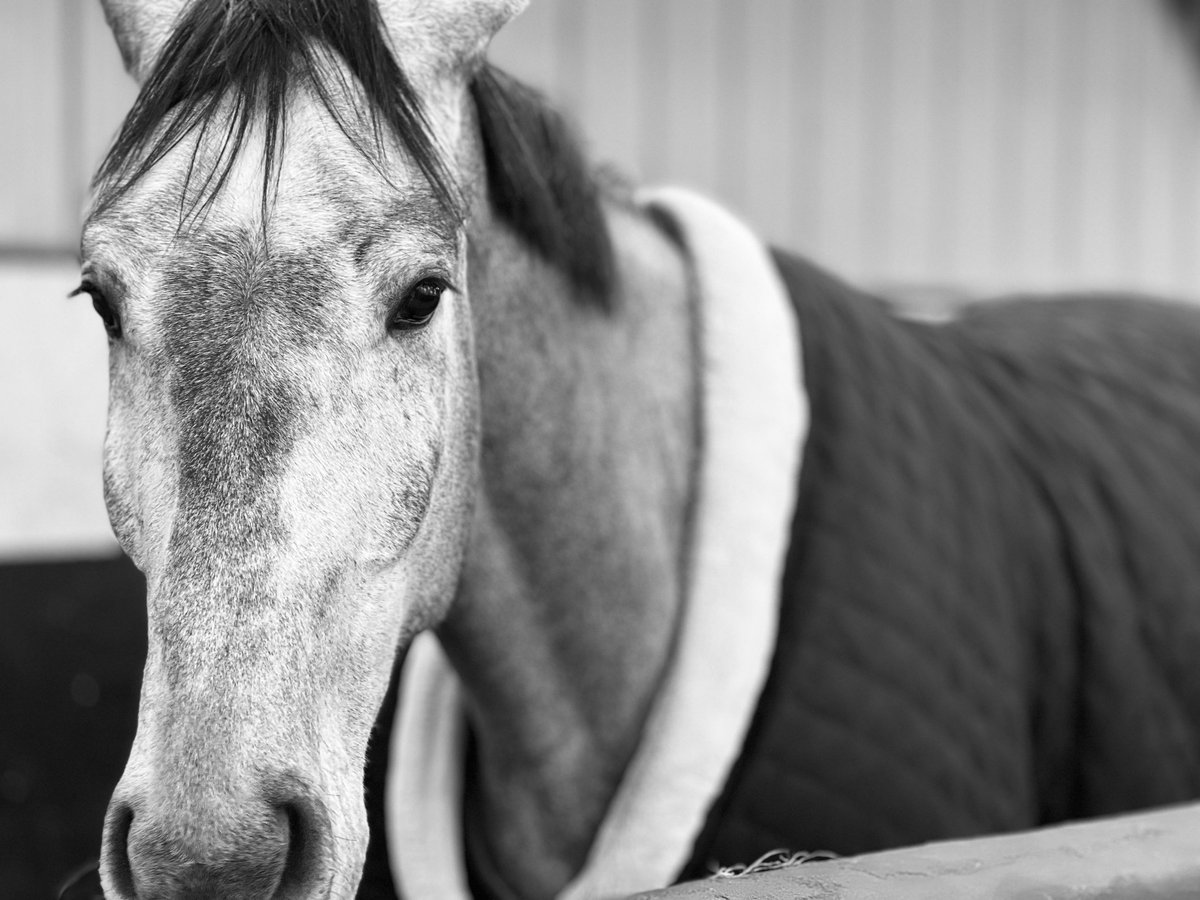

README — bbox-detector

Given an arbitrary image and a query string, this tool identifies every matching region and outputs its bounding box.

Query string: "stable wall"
[6,0,1200,559]
[493,0,1200,301]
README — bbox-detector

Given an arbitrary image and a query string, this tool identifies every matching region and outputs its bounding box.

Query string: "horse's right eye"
[387,278,448,332]
[72,282,122,339]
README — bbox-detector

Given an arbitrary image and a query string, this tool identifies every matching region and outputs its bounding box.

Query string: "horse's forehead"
[84,119,460,361]
[161,230,339,345]
[85,89,452,271]
[157,236,329,500]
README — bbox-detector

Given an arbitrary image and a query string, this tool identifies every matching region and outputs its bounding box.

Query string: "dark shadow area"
[0,554,146,898]
[1167,0,1200,66]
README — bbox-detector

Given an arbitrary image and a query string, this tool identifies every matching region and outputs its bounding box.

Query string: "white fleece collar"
[386,187,808,899]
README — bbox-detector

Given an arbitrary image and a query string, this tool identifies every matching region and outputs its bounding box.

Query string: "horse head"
[83,1,524,896]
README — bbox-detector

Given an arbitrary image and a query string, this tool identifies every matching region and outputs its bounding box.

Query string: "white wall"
[1,1,131,560]
[0,263,115,559]
[0,1,135,250]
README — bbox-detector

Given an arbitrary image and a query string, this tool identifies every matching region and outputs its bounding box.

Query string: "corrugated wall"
[4,1,1200,558]
[3,1,1200,295]
[488,0,1200,301]
[0,1,134,254]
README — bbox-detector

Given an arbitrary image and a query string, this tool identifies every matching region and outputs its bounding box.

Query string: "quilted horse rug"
[676,248,1200,876]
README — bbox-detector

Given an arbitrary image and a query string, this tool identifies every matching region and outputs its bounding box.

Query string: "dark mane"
[470,66,614,303]
[92,0,614,303]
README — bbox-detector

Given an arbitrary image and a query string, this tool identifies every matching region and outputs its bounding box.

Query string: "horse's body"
[80,1,1200,898]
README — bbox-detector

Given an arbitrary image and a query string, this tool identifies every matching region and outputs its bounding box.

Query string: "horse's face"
[86,100,476,897]
[84,2,523,896]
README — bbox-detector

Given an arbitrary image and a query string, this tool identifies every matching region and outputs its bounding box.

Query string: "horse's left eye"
[71,281,122,339]
[388,278,447,332]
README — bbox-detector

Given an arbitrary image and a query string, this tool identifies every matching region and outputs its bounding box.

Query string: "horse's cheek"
[102,359,179,571]
[352,311,478,634]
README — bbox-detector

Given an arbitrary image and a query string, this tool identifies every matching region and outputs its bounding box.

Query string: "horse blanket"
[364,191,1200,899]
[681,245,1200,877]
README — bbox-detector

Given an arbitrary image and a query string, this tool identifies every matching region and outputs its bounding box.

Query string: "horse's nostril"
[100,801,136,900]
[273,792,327,899]
[99,781,329,899]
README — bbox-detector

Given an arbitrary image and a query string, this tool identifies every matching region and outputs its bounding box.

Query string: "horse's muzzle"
[100,775,331,899]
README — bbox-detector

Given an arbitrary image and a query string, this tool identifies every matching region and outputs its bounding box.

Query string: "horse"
[79,1,1200,898]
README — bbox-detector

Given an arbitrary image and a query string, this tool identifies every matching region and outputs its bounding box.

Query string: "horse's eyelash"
[408,275,457,294]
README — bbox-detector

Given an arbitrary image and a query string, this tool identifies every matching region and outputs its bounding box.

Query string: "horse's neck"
[437,197,699,897]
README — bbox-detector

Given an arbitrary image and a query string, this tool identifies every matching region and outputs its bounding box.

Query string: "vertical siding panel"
[714,2,750,214]
[8,0,1200,302]
[60,1,84,241]
[0,0,69,248]
[573,1,643,180]
[879,0,935,284]
[857,0,893,282]
[1050,0,1089,285]
[788,0,827,254]
[1135,8,1175,295]
[991,0,1025,291]
[927,0,966,284]
[655,0,723,195]
[1009,0,1065,288]
[815,0,870,280]
[1075,0,1122,287]
[954,0,1003,290]
[551,0,586,111]
[636,1,672,185]
[79,3,138,205]
[489,0,562,93]
[742,0,799,245]
[1109,0,1148,290]
[1107,3,1132,289]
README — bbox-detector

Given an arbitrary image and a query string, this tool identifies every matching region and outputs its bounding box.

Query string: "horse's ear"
[98,0,190,82]
[376,0,529,82]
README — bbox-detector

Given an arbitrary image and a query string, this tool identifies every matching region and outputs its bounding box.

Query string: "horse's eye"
[71,282,122,339]
[388,278,447,332]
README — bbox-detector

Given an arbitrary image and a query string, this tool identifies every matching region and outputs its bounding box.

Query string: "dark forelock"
[92,0,614,303]
[93,0,458,223]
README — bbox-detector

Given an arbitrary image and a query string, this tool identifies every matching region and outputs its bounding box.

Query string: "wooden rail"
[632,803,1200,899]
